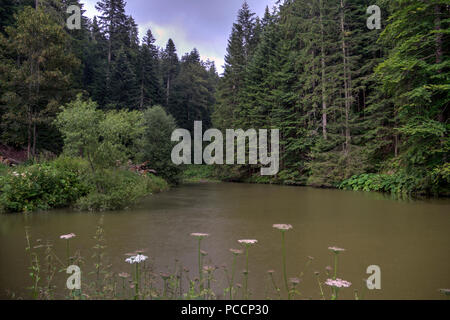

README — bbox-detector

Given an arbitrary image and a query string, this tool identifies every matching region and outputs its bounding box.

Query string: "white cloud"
[80,0,225,73]
[139,21,225,74]
[80,0,98,20]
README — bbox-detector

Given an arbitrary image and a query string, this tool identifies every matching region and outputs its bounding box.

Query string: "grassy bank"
[183,164,450,197]
[181,165,221,183]
[0,157,169,213]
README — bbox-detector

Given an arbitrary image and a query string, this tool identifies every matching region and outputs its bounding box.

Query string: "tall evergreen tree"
[0,6,79,157]
[162,38,179,107]
[138,29,163,109]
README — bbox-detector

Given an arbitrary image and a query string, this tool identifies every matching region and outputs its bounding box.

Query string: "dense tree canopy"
[0,0,448,195]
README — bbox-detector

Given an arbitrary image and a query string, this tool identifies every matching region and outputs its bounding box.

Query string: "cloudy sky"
[80,0,278,74]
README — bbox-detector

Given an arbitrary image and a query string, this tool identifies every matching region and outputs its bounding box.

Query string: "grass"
[182,165,221,183]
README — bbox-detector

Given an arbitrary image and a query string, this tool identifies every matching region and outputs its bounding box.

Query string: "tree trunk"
[435,4,444,123]
[27,109,32,160]
[320,0,327,140]
[32,122,37,157]
[166,77,170,106]
[139,81,144,110]
[340,0,351,154]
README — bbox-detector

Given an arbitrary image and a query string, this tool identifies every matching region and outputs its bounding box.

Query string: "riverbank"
[0,157,169,213]
[182,165,450,198]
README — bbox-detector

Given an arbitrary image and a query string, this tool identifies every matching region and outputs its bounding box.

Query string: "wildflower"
[325,266,332,272]
[203,265,215,273]
[60,233,76,240]
[12,172,19,177]
[238,239,258,245]
[200,250,208,256]
[267,270,275,275]
[439,289,450,296]
[230,248,243,255]
[118,272,130,278]
[325,278,352,288]
[328,246,346,253]
[160,273,170,280]
[289,277,301,285]
[125,254,148,264]
[273,224,293,231]
[190,233,210,239]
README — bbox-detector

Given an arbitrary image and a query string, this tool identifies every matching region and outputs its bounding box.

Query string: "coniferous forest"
[0,0,449,202]
[0,0,449,303]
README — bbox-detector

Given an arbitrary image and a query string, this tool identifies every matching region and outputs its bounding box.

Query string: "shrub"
[182,165,219,183]
[339,172,428,195]
[0,159,91,213]
[75,169,168,211]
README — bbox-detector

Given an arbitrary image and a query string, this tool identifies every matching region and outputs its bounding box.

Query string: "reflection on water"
[0,183,449,299]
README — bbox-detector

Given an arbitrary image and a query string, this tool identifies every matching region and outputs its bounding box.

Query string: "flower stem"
[198,239,203,292]
[244,246,249,300]
[333,254,338,279]
[230,255,237,300]
[281,231,290,299]
[134,263,139,300]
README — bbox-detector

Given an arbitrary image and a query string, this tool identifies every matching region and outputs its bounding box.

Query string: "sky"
[80,0,278,74]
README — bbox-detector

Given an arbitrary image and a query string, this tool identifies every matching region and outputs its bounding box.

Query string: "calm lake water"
[1,182,449,299]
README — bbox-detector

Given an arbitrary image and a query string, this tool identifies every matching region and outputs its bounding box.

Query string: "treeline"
[0,0,218,157]
[213,0,449,195]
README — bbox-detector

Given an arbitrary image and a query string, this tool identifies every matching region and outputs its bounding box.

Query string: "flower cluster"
[328,246,346,253]
[125,254,148,264]
[238,239,258,245]
[60,233,76,240]
[273,224,293,231]
[324,278,352,288]
[190,233,210,239]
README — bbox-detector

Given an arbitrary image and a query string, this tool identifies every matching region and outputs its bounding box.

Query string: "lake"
[1,182,449,299]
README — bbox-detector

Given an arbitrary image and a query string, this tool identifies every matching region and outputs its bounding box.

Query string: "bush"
[182,165,220,183]
[339,172,427,195]
[75,169,168,211]
[0,164,8,176]
[141,106,182,184]
[0,158,91,213]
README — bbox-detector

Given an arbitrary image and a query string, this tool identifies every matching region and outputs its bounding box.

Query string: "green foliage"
[75,169,168,211]
[0,158,91,213]
[0,156,169,213]
[141,106,181,184]
[210,0,448,196]
[55,95,145,171]
[182,165,220,183]
[339,168,449,196]
[0,163,9,176]
[0,6,79,157]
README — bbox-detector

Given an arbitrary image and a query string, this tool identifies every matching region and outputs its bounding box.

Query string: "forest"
[0,0,449,214]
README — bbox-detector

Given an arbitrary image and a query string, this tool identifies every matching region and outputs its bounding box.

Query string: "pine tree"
[108,46,140,109]
[138,29,163,109]
[0,6,79,157]
[162,38,179,107]
[212,1,258,131]
[168,49,215,132]
[375,0,449,191]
